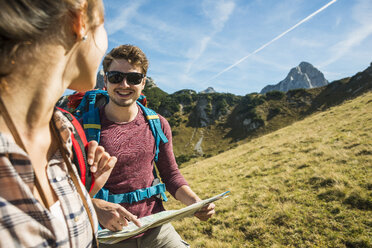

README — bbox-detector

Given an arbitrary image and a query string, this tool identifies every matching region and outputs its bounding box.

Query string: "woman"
[0,0,115,247]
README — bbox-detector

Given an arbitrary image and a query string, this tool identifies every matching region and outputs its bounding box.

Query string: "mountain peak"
[298,61,313,68]
[260,62,328,94]
[200,87,216,94]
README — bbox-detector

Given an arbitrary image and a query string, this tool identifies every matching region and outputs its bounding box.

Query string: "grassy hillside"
[164,91,372,247]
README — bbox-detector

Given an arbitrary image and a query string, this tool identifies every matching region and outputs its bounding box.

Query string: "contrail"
[206,0,338,83]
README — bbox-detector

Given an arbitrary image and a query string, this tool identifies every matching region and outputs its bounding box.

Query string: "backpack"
[67,89,168,204]
[57,107,95,192]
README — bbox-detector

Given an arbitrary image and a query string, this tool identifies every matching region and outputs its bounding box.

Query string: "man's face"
[104,59,145,108]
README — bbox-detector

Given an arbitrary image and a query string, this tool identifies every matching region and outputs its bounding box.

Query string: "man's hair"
[103,45,149,75]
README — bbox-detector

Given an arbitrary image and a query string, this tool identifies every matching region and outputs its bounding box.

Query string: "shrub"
[265,90,285,100]
[176,154,192,165]
[168,117,181,127]
[267,107,281,120]
[172,130,179,136]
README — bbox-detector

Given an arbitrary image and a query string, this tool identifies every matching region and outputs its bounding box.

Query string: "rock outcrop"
[261,62,328,94]
[96,69,105,89]
[145,77,158,88]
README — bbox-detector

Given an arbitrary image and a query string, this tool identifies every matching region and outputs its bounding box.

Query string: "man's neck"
[104,101,139,123]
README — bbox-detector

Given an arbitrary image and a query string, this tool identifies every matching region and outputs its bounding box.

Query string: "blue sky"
[97,0,372,95]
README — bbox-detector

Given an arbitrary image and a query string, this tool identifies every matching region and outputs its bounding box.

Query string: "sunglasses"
[105,71,145,85]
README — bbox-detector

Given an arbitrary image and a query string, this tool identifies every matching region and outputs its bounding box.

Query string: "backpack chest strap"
[94,184,168,204]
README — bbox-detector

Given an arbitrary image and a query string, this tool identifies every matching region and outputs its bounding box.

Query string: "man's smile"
[115,89,134,98]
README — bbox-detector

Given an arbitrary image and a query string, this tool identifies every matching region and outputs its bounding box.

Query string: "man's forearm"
[174,185,201,206]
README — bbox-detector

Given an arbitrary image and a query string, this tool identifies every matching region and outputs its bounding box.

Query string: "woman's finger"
[94,151,109,176]
[91,145,105,173]
[86,141,99,166]
[94,155,117,178]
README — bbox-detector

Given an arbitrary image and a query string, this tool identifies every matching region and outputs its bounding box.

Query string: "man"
[93,45,215,248]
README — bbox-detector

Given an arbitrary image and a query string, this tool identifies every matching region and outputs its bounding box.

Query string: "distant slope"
[166,91,372,247]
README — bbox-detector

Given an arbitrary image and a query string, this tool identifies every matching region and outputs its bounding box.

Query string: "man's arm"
[156,117,215,221]
[175,185,215,221]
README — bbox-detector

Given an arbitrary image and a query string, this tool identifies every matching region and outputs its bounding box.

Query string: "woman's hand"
[86,140,117,196]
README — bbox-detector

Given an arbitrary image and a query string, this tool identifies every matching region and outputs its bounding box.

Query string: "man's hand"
[194,203,215,221]
[86,141,117,196]
[92,198,142,231]
[175,185,216,221]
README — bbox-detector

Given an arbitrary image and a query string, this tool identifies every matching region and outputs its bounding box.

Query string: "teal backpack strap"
[80,90,108,143]
[94,186,109,201]
[82,108,101,143]
[94,184,167,204]
[137,101,168,201]
[137,101,168,162]
[97,184,167,204]
[74,89,108,118]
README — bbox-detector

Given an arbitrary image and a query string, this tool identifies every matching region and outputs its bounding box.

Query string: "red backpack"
[57,107,94,192]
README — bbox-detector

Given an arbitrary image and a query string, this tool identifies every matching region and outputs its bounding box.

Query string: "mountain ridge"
[57,62,372,164]
[144,62,371,163]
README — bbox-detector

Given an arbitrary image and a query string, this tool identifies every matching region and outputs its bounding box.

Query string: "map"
[98,191,230,244]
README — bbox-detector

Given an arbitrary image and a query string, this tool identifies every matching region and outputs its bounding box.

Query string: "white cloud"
[185,36,212,72]
[261,0,299,25]
[320,0,372,67]
[352,0,372,25]
[290,37,323,48]
[202,0,235,30]
[105,1,145,35]
[184,0,235,74]
[249,54,292,71]
[204,0,339,83]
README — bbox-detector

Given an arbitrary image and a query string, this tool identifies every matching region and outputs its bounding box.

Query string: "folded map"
[98,191,230,244]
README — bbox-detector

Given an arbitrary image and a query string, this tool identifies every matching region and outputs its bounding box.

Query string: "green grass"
[164,91,372,247]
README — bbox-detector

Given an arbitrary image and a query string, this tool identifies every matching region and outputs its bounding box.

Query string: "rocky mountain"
[145,76,158,88]
[200,87,216,94]
[260,61,328,94]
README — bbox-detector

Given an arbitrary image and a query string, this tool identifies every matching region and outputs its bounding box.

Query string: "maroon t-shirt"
[98,105,188,219]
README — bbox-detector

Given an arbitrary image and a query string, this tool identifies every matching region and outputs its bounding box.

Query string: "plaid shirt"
[0,109,98,247]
